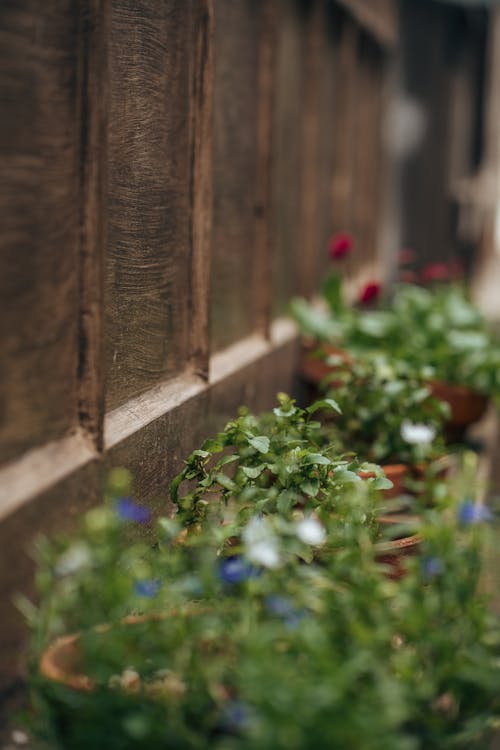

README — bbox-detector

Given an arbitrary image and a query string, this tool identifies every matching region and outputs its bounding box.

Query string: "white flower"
[295,518,326,546]
[400,420,436,445]
[54,543,91,577]
[242,517,281,569]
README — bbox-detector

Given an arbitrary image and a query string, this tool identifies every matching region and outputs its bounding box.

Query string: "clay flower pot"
[429,381,488,439]
[39,613,167,692]
[375,515,422,580]
[360,456,452,502]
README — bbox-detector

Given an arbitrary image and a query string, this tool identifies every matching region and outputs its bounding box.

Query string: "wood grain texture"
[210,0,261,350]
[298,0,323,298]
[188,0,214,378]
[316,1,342,281]
[272,0,307,314]
[77,0,108,448]
[0,0,81,464]
[253,0,278,338]
[106,0,192,410]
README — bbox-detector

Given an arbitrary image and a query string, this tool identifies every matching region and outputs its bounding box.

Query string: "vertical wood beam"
[254,0,278,338]
[299,0,323,297]
[188,0,214,378]
[77,0,108,450]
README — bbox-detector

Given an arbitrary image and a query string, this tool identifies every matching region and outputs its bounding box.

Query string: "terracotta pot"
[39,613,167,692]
[375,515,422,580]
[360,456,452,502]
[299,341,351,387]
[429,380,488,438]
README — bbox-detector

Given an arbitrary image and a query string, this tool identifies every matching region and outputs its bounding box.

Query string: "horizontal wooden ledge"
[0,430,96,522]
[105,316,297,447]
[0,317,298,521]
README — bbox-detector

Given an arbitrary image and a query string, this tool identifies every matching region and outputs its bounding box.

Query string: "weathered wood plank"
[106,0,192,410]
[210,0,261,350]
[0,0,82,464]
[77,0,108,448]
[298,0,323,298]
[188,0,215,379]
[272,0,307,314]
[254,0,278,338]
[316,1,343,282]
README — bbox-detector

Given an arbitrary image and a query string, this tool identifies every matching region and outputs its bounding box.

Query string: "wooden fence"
[0,0,397,710]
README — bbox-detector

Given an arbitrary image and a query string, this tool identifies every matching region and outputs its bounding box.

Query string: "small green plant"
[170,393,391,531]
[323,356,450,466]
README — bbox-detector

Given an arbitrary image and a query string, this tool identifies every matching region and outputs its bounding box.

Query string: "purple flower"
[116,497,151,524]
[422,557,444,579]
[222,701,254,732]
[458,501,492,526]
[134,579,160,597]
[264,594,305,629]
[219,556,258,585]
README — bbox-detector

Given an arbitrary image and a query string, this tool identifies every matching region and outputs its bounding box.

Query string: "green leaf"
[273,406,297,418]
[334,469,360,483]
[277,492,293,515]
[201,439,224,453]
[217,454,239,468]
[214,473,237,492]
[192,449,210,459]
[241,465,265,479]
[307,398,341,415]
[300,478,319,497]
[170,472,184,502]
[372,476,394,491]
[247,435,270,454]
[302,453,331,466]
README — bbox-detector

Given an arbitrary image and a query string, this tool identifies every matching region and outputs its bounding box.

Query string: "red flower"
[358,281,381,304]
[421,263,450,283]
[398,269,419,284]
[399,248,416,265]
[328,232,353,261]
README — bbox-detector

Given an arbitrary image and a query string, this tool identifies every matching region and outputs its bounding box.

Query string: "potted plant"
[170,392,392,533]
[24,466,499,749]
[291,249,500,438]
[317,356,450,501]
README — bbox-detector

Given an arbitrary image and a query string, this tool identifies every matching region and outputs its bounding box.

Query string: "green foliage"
[323,356,450,465]
[24,466,499,749]
[171,393,385,530]
[291,283,500,398]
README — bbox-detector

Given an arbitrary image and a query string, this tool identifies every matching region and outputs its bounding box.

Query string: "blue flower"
[134,579,160,597]
[458,501,492,526]
[219,556,258,585]
[264,594,305,629]
[116,497,151,524]
[422,556,444,579]
[222,701,254,732]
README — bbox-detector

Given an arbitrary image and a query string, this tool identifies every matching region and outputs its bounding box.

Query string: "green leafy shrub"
[23,464,499,749]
